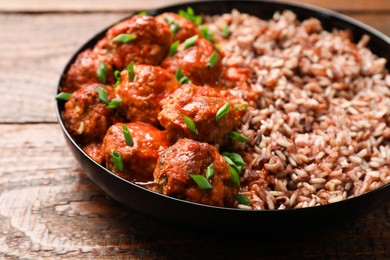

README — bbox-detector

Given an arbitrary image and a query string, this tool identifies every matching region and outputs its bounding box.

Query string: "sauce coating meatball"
[160,37,223,86]
[156,12,200,42]
[94,15,171,70]
[158,84,241,145]
[64,84,122,142]
[102,122,171,182]
[61,49,114,93]
[153,138,237,207]
[116,64,180,126]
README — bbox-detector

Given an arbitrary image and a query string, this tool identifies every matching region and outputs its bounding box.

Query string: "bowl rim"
[55,0,390,215]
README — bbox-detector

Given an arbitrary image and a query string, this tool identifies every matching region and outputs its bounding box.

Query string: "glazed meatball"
[156,12,200,42]
[64,84,122,142]
[158,84,241,145]
[154,138,237,207]
[116,64,180,126]
[160,37,223,86]
[102,122,171,182]
[94,15,171,70]
[82,142,104,164]
[61,49,114,93]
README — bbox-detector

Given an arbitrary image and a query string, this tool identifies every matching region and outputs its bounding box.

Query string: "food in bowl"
[56,7,390,210]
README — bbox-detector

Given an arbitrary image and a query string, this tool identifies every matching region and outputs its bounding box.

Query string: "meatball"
[160,37,223,86]
[158,84,241,145]
[64,84,122,142]
[156,12,200,42]
[102,122,171,182]
[154,138,237,207]
[116,64,180,126]
[61,49,114,93]
[82,142,104,164]
[94,15,171,70]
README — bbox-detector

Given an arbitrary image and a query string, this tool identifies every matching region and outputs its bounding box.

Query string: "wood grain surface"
[1,0,389,259]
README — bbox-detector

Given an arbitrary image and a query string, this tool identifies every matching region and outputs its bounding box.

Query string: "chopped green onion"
[169,40,180,56]
[222,152,244,166]
[200,25,213,43]
[97,61,107,84]
[233,194,252,205]
[209,51,218,69]
[97,86,109,105]
[97,86,121,108]
[205,163,214,180]
[164,16,180,37]
[175,66,183,80]
[183,35,198,50]
[111,151,124,172]
[175,67,191,84]
[229,166,240,187]
[122,124,134,146]
[189,174,213,190]
[235,102,249,111]
[183,115,198,135]
[170,21,180,36]
[138,11,147,16]
[55,92,71,101]
[106,98,122,109]
[114,70,121,87]
[179,76,191,84]
[112,33,137,43]
[229,131,249,143]
[216,102,230,121]
[127,61,135,82]
[178,7,202,25]
[222,25,229,38]
[214,44,221,51]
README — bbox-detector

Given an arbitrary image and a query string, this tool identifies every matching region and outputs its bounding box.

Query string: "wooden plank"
[0,0,389,12]
[0,123,390,258]
[0,13,127,123]
[0,13,389,123]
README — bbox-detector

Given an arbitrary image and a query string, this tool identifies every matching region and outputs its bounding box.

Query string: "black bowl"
[56,0,390,231]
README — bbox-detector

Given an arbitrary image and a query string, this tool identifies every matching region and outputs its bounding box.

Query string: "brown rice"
[204,10,390,210]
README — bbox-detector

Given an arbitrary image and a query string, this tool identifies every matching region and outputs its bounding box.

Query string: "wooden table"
[1,0,389,258]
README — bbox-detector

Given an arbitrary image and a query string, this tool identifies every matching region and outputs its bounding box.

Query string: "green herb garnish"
[228,131,249,143]
[122,124,134,146]
[183,115,198,135]
[97,86,109,104]
[200,25,213,43]
[112,33,137,43]
[223,152,244,179]
[126,61,135,82]
[233,194,252,205]
[189,174,213,190]
[106,98,122,109]
[183,35,198,50]
[175,66,191,84]
[97,86,122,108]
[222,152,244,167]
[97,61,107,84]
[114,70,121,87]
[216,102,230,121]
[229,166,240,187]
[222,25,229,38]
[205,163,214,180]
[209,51,218,69]
[138,11,147,16]
[111,150,124,172]
[55,92,71,101]
[178,7,202,25]
[169,40,180,56]
[234,102,249,111]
